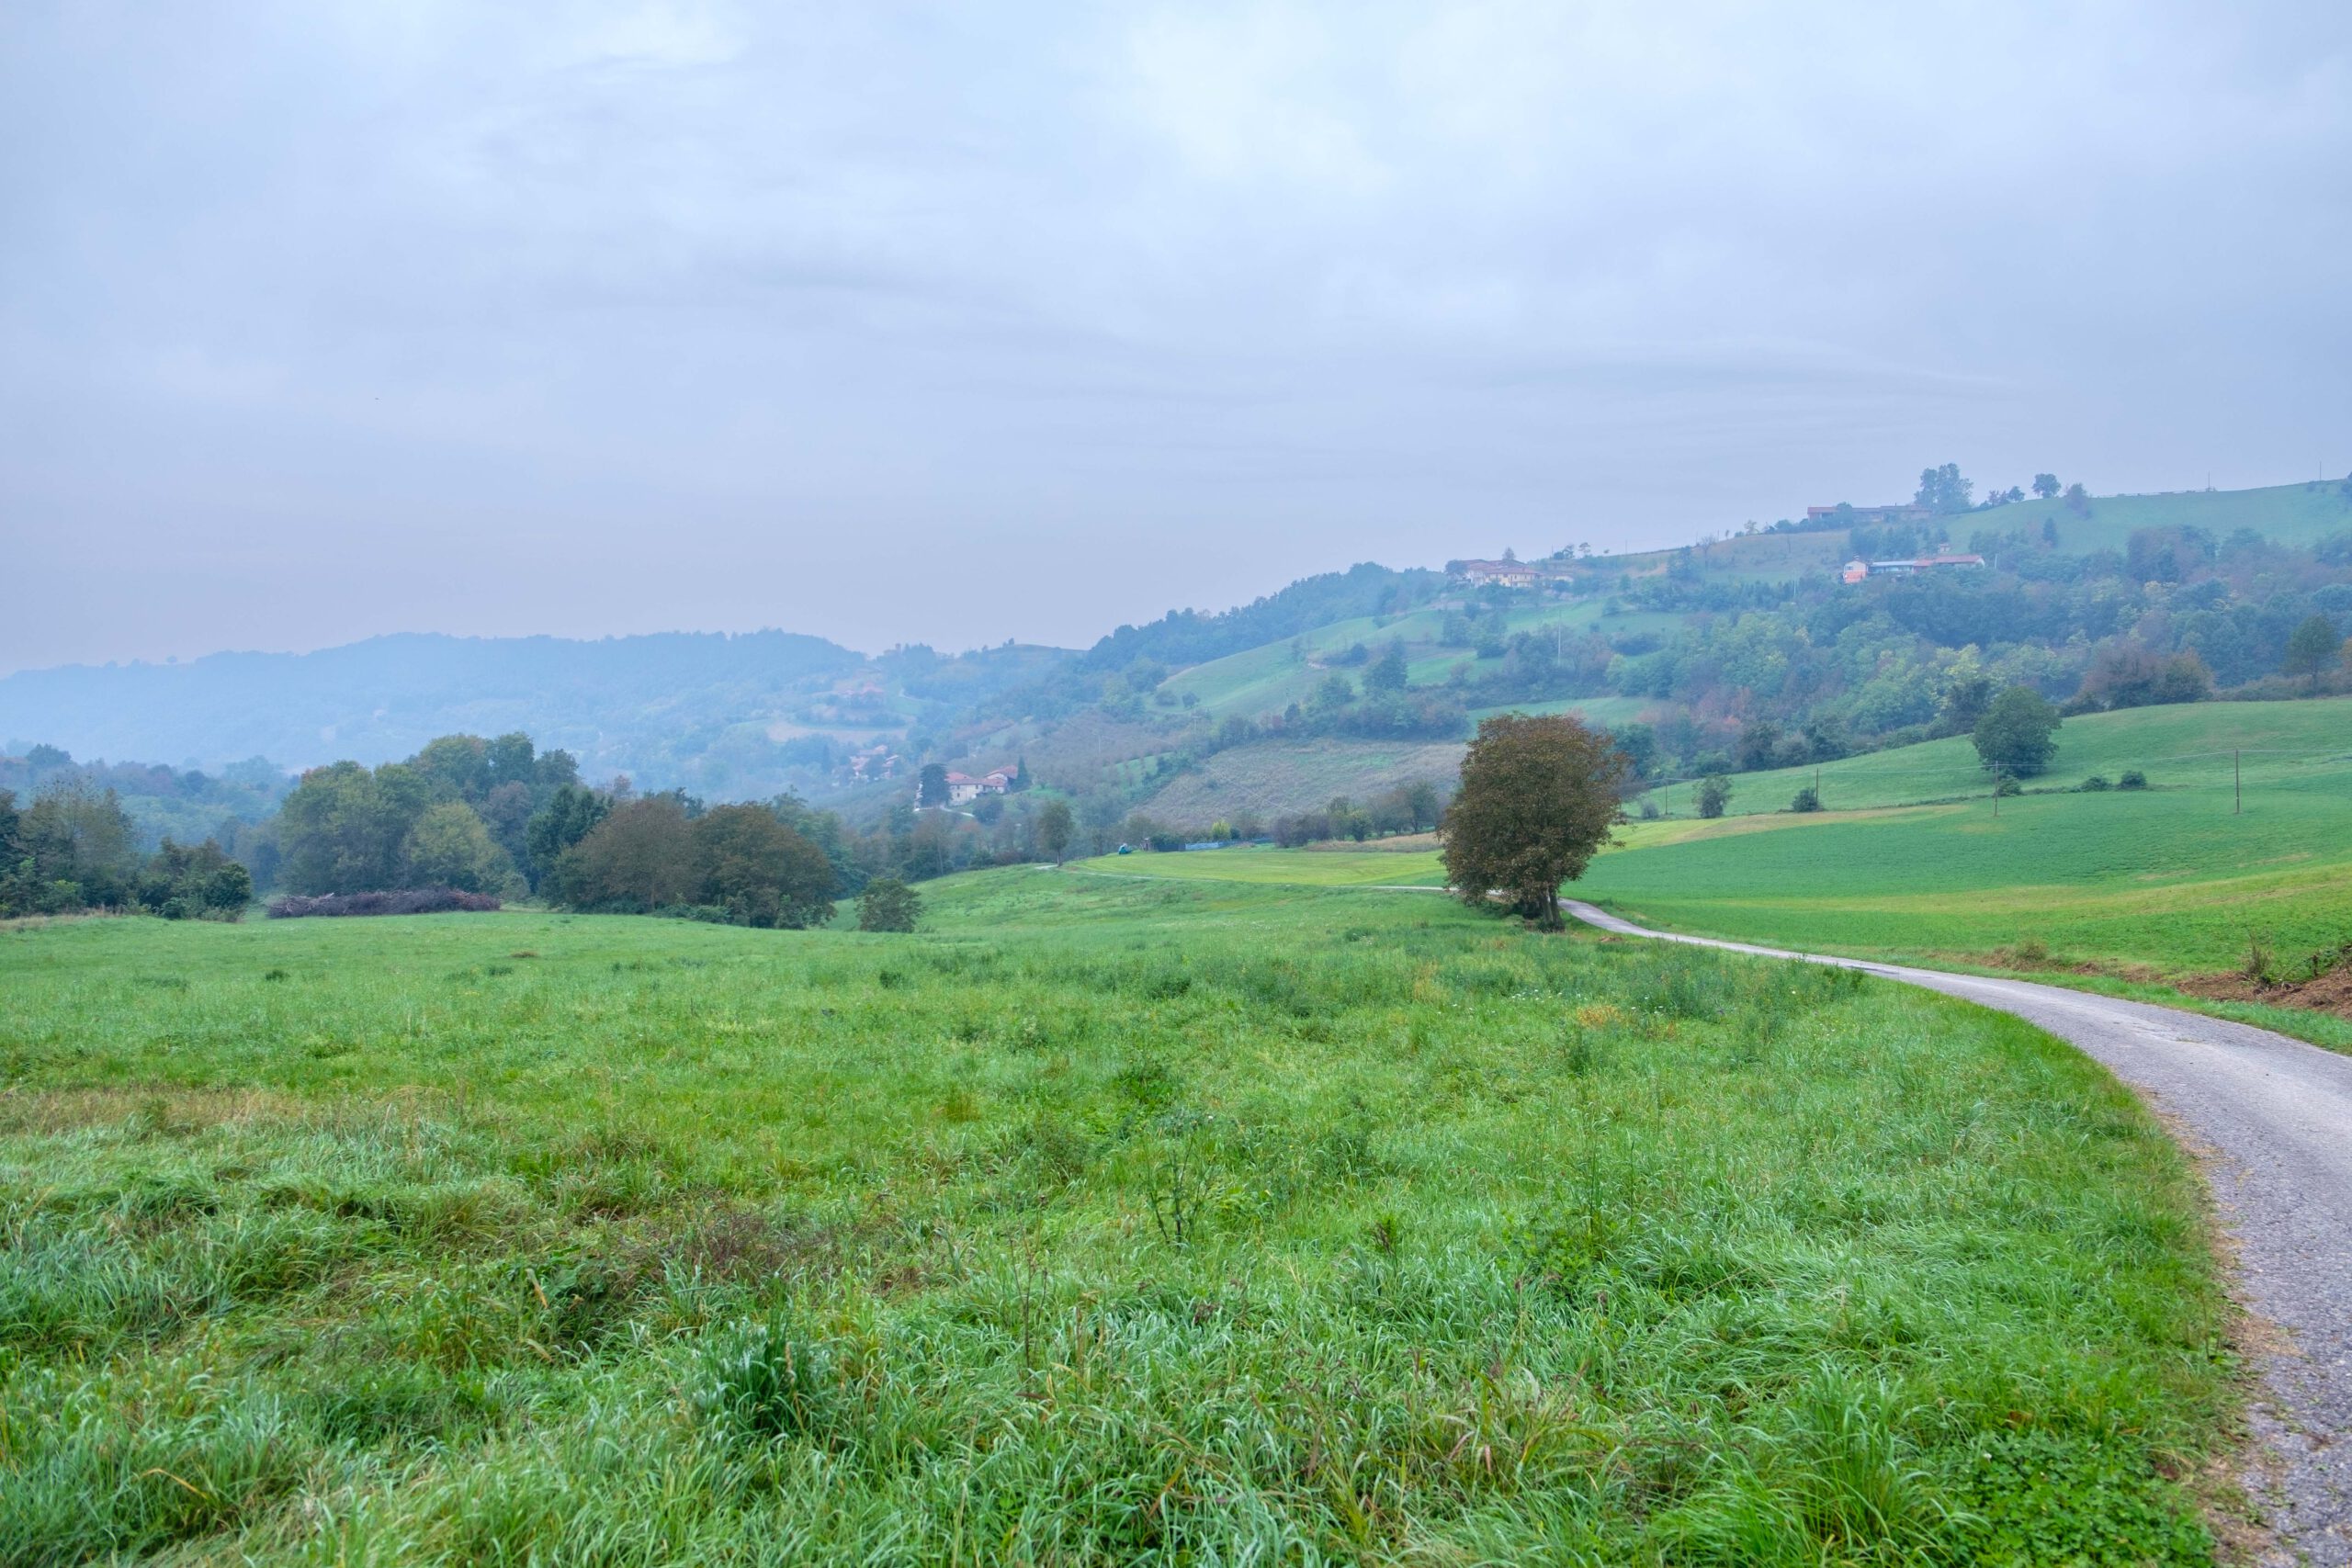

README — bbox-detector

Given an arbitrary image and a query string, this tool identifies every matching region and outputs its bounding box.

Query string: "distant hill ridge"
[4,476,2347,817]
[0,630,862,776]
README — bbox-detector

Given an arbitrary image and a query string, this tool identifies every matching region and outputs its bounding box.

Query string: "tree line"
[0,782,250,919]
[262,731,939,929]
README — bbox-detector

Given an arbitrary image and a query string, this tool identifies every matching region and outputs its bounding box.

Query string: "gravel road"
[1564,899,2352,1562]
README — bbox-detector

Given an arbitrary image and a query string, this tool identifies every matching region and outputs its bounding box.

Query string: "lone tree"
[856,876,922,932]
[2032,473,2061,499]
[2283,614,2343,690]
[916,762,949,808]
[1036,797,1075,865]
[1439,713,1630,929]
[1972,685,2062,777]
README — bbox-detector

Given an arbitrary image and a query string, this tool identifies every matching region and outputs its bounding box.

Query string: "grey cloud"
[2,0,2346,673]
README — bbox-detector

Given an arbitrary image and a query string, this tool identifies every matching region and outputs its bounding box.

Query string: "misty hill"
[1049,477,2352,828]
[6,477,2348,829]
[0,631,863,784]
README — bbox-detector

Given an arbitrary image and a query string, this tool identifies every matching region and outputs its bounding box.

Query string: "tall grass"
[0,872,2233,1562]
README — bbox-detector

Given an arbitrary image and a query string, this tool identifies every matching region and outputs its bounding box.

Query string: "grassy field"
[1099,702,2352,1046]
[1160,603,1679,728]
[0,874,2237,1563]
[1074,850,1449,887]
[1635,698,2352,820]
[1595,701,2352,981]
[1968,479,2352,557]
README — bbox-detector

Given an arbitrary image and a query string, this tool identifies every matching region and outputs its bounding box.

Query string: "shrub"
[2119,770,2148,790]
[135,840,253,920]
[1696,773,1732,818]
[857,877,922,932]
[2079,775,2110,792]
[1789,786,1821,813]
[1993,774,2023,797]
[267,889,501,919]
[650,904,731,923]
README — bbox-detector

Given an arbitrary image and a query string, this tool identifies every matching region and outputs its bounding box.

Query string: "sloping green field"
[1598,700,2352,976]
[1974,479,2352,556]
[1642,698,2352,818]
[0,872,2234,1562]
[1104,702,2352,993]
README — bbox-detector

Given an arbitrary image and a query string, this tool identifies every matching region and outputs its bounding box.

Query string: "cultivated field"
[1120,703,2352,979]
[0,874,2233,1563]
[1135,738,1468,826]
[1593,701,2352,982]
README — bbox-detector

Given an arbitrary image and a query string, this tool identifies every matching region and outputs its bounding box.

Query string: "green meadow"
[1114,702,2352,983]
[1590,701,2352,982]
[0,874,2234,1563]
[1634,698,2352,822]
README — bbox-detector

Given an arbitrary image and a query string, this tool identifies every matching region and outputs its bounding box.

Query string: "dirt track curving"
[1565,899,2352,1562]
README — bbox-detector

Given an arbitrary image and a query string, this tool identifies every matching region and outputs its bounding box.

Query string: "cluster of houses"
[845,743,903,783]
[1445,558,1580,589]
[1839,552,1986,583]
[1806,503,1934,525]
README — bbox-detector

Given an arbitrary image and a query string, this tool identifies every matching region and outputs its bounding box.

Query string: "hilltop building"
[1809,504,1935,525]
[1841,553,1986,582]
[941,769,1013,806]
[1445,558,1577,589]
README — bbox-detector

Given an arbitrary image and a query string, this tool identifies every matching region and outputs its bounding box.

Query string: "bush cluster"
[1,784,249,919]
[266,888,502,919]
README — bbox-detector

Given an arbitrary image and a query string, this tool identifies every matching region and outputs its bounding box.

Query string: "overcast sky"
[3,2,2347,672]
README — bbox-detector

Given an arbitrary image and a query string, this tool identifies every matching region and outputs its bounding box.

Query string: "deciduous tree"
[1036,797,1075,865]
[401,801,516,894]
[525,784,609,892]
[1439,714,1629,929]
[553,796,697,911]
[277,761,432,894]
[1915,463,1973,515]
[856,876,921,932]
[692,804,835,929]
[1972,686,2062,776]
[2284,614,2343,689]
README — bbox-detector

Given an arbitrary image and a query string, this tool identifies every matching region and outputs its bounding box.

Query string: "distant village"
[1448,500,1987,592]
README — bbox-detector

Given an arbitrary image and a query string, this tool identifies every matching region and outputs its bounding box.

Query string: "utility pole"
[2235,749,2242,815]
